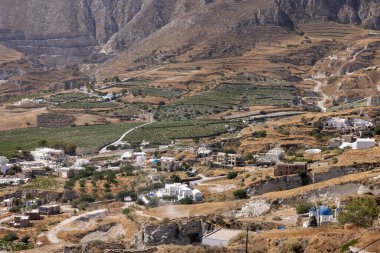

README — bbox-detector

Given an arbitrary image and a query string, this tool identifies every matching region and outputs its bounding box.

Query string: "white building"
[198,147,212,157]
[265,147,284,162]
[158,183,203,202]
[339,138,375,150]
[352,118,373,128]
[324,117,349,129]
[31,148,65,166]
[160,157,180,172]
[0,156,12,174]
[304,205,338,227]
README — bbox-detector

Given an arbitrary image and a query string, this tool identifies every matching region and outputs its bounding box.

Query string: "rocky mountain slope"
[0,0,379,67]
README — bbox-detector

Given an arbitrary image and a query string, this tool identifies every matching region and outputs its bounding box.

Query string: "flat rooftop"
[203,229,243,247]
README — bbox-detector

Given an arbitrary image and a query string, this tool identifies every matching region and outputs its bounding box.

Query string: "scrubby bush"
[233,189,247,199]
[179,197,193,205]
[338,197,379,228]
[227,171,238,179]
[3,232,18,241]
[296,202,313,214]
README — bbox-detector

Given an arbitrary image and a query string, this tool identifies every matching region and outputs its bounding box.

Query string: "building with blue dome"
[306,205,336,227]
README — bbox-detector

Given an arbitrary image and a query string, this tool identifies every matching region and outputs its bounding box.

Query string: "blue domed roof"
[319,205,333,216]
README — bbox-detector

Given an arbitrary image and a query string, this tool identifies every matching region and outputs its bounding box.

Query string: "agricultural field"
[129,86,182,99]
[123,120,244,144]
[0,122,140,156]
[57,101,119,109]
[49,92,90,103]
[155,75,297,120]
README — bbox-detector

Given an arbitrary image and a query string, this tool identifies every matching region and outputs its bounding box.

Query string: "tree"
[337,197,379,228]
[296,202,313,214]
[233,189,247,199]
[170,174,180,183]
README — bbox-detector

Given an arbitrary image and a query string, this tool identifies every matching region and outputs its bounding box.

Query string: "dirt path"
[305,78,328,112]
[99,113,154,154]
[47,209,107,244]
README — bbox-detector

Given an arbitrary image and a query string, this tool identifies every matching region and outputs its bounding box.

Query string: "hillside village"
[0,0,380,252]
[0,105,379,252]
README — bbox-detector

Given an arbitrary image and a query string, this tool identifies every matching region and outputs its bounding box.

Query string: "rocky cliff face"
[0,0,379,66]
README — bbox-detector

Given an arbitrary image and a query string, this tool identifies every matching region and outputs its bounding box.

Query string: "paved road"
[47,209,107,244]
[99,114,154,154]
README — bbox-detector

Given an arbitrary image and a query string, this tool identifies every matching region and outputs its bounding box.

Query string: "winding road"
[47,209,108,244]
[307,78,328,112]
[99,113,154,154]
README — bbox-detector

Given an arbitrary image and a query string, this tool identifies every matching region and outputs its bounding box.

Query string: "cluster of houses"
[323,117,377,150]
[13,98,46,107]
[0,197,60,228]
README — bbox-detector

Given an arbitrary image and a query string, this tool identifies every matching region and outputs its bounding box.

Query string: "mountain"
[0,0,379,102]
[0,0,379,66]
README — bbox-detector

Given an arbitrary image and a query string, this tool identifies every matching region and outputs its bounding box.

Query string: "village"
[0,107,379,252]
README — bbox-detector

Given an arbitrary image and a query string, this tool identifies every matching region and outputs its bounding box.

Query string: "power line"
[355,237,380,253]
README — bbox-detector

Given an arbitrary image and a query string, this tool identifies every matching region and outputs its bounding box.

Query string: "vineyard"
[0,122,140,156]
[129,87,182,99]
[155,80,297,120]
[57,101,119,109]
[123,120,244,144]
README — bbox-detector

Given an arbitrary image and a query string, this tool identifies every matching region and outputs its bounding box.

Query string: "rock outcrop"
[142,219,203,246]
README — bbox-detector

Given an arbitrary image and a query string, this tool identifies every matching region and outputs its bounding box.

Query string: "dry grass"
[144,200,246,219]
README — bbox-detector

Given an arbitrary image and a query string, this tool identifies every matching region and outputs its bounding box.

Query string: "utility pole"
[245,227,249,253]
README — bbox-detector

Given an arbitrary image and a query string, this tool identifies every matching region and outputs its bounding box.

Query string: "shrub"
[123,208,131,215]
[296,202,313,214]
[252,130,267,138]
[21,234,30,244]
[170,174,180,183]
[227,171,238,179]
[179,197,193,205]
[374,126,380,135]
[233,189,247,199]
[3,232,18,241]
[79,194,96,203]
[136,198,145,205]
[337,197,379,228]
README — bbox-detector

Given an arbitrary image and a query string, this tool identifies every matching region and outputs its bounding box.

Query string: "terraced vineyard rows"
[156,81,297,120]
[123,120,244,144]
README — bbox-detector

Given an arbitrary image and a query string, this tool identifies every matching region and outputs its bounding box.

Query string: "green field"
[124,120,244,144]
[0,123,140,156]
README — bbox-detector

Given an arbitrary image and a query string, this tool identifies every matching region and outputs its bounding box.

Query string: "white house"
[160,157,180,172]
[352,118,373,128]
[339,138,375,150]
[0,156,12,174]
[324,117,349,129]
[158,183,203,202]
[31,148,65,166]
[102,93,115,101]
[198,147,212,157]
